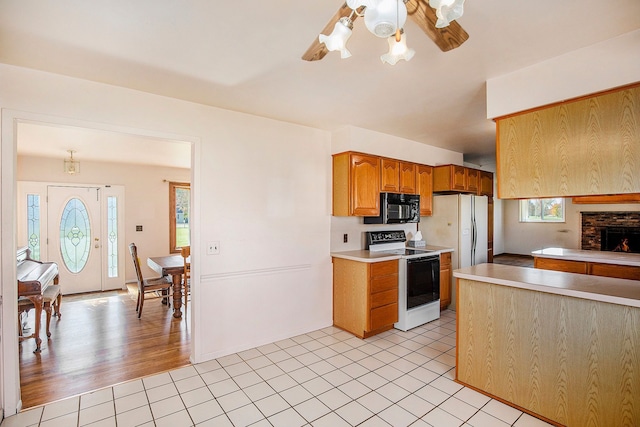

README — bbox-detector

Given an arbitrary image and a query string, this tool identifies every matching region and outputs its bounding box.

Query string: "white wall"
[0,64,332,414]
[486,30,640,118]
[330,126,464,252]
[16,155,190,281]
[503,199,640,255]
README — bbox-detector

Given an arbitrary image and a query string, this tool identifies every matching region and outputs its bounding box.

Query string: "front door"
[47,185,103,294]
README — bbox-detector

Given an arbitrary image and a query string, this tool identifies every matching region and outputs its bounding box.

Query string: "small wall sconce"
[64,149,80,175]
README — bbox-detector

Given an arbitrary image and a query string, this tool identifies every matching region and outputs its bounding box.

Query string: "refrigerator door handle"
[471,196,476,265]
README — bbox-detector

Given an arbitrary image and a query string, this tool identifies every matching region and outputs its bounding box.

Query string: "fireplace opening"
[600,227,640,253]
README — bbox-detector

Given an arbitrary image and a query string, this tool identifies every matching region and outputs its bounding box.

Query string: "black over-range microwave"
[364,192,420,224]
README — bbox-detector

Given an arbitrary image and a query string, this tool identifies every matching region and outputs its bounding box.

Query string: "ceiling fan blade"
[406,0,469,52]
[302,3,361,62]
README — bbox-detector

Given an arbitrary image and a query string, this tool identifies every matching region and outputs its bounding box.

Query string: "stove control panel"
[366,230,407,248]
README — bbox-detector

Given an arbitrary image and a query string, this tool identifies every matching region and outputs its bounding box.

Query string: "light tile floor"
[3,311,555,427]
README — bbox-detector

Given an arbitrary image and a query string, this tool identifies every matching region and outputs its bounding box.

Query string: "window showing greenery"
[169,182,190,253]
[519,198,565,222]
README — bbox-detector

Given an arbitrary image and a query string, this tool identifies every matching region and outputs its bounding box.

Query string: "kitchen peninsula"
[532,247,640,280]
[453,263,640,427]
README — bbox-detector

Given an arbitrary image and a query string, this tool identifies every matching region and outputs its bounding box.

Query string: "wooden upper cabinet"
[416,165,433,216]
[333,152,380,217]
[381,159,416,194]
[381,158,400,192]
[451,165,467,190]
[479,170,493,197]
[496,83,640,199]
[399,162,417,194]
[433,164,480,193]
[466,168,479,193]
[333,151,429,217]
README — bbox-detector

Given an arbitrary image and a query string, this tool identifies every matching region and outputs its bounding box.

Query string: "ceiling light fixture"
[429,0,465,28]
[381,31,415,65]
[318,0,464,64]
[319,16,355,59]
[64,149,80,175]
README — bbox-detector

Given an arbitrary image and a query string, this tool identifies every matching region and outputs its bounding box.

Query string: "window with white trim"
[519,198,565,222]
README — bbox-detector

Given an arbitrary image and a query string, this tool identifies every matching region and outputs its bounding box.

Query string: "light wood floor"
[18,285,191,409]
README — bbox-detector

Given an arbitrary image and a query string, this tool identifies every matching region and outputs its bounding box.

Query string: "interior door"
[47,185,102,294]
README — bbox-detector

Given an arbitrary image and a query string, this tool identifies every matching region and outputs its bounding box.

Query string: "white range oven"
[366,231,441,331]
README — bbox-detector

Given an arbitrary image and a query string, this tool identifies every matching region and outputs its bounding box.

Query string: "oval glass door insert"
[60,198,91,273]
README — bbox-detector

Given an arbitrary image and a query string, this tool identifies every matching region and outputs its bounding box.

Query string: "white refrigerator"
[419,194,488,310]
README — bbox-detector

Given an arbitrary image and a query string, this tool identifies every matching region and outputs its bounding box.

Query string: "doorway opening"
[13,120,195,408]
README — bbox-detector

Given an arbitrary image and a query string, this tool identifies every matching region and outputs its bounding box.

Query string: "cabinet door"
[399,162,417,194]
[479,171,493,196]
[417,165,433,216]
[452,166,467,191]
[466,168,479,193]
[350,154,381,216]
[381,158,399,192]
[589,263,640,280]
[439,252,452,309]
[534,257,588,274]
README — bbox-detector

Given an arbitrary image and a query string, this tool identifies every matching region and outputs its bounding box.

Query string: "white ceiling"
[2,0,639,165]
[17,122,192,169]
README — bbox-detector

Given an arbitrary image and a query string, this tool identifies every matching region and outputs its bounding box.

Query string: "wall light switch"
[207,241,220,255]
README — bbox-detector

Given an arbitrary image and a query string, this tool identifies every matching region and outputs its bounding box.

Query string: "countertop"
[331,245,454,263]
[454,263,640,308]
[531,247,640,267]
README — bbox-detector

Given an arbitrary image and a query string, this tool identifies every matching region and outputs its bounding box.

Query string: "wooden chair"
[18,284,62,341]
[180,246,190,312]
[128,243,173,318]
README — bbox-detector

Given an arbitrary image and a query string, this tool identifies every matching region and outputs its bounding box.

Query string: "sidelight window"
[107,196,119,278]
[27,194,41,260]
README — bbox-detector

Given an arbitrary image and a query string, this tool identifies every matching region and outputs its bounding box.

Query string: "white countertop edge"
[454,264,640,308]
[531,247,640,267]
[331,246,454,263]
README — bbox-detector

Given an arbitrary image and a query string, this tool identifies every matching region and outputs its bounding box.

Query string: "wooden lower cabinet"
[534,256,640,280]
[439,252,452,310]
[590,262,640,280]
[534,257,588,274]
[332,258,398,338]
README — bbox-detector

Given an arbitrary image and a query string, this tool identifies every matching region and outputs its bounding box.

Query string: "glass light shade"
[380,33,415,65]
[429,0,464,28]
[364,0,407,38]
[319,18,353,59]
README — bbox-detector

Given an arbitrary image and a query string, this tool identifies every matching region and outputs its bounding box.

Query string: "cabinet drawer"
[370,303,398,331]
[370,289,397,309]
[371,260,398,277]
[371,274,397,293]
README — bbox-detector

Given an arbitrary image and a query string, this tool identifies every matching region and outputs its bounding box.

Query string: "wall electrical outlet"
[343,234,348,243]
[207,241,220,255]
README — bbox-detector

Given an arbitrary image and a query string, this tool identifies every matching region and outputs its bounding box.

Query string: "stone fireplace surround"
[581,211,640,252]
